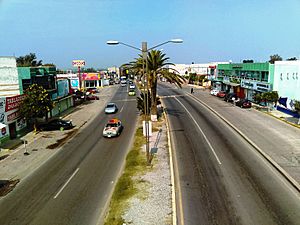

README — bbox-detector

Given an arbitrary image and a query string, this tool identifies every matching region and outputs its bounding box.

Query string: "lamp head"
[106,40,119,45]
[170,38,183,43]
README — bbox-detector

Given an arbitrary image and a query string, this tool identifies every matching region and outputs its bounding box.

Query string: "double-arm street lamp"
[107,38,183,164]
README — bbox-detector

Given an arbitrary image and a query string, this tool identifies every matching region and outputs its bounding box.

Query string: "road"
[0,86,138,225]
[159,83,300,225]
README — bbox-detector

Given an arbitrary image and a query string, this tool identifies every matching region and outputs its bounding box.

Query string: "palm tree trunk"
[150,79,158,121]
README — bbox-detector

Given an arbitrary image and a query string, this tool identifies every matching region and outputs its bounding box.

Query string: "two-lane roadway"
[159,83,300,225]
[0,85,138,225]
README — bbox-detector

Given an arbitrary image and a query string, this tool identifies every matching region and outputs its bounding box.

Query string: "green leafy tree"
[128,50,185,120]
[294,100,300,124]
[261,91,279,111]
[19,84,54,131]
[268,54,282,64]
[16,53,43,67]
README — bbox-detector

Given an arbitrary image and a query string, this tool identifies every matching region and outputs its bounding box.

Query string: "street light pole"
[107,39,183,164]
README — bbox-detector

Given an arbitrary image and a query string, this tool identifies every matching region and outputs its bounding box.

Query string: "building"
[273,60,300,116]
[0,57,24,141]
[216,62,274,100]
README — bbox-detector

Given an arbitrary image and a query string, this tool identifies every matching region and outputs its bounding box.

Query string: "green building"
[18,66,73,118]
[216,62,274,101]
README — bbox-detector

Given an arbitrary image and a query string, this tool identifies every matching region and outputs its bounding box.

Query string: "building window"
[293,73,295,79]
[296,73,298,79]
[287,73,289,80]
[280,73,283,80]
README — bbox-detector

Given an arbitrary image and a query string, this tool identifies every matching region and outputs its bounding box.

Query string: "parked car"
[128,88,136,96]
[129,84,135,89]
[216,91,226,98]
[103,118,123,138]
[224,93,238,102]
[210,89,220,96]
[38,119,74,131]
[86,94,99,100]
[86,87,99,94]
[236,99,252,108]
[105,103,118,114]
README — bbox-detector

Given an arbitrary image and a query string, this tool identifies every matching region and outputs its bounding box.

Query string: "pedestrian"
[191,88,194,94]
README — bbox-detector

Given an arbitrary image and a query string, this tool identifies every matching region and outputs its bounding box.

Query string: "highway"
[0,86,138,225]
[159,83,300,225]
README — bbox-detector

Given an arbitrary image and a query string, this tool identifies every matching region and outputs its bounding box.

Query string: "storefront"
[82,73,101,89]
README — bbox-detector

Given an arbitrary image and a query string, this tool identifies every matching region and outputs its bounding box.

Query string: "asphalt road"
[159,83,300,225]
[0,86,138,225]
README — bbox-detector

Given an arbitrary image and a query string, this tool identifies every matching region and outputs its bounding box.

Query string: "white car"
[129,84,135,89]
[105,103,118,114]
[210,89,219,96]
[103,118,123,138]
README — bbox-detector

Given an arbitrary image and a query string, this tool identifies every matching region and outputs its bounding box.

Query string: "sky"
[0,0,300,69]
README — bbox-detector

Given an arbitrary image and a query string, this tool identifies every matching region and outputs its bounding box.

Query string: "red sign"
[81,73,100,80]
[7,110,20,122]
[5,95,26,112]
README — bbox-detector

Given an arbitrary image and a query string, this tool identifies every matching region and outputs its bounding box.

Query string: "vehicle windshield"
[106,104,115,108]
[106,123,118,127]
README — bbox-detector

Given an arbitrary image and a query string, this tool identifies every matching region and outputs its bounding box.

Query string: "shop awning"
[223,81,240,87]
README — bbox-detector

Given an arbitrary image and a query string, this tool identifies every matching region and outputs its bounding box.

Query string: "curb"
[187,92,300,192]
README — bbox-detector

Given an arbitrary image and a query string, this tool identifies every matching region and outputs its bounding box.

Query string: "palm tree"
[128,50,185,120]
[16,53,43,67]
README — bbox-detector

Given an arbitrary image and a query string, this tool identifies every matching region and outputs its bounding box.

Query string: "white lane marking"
[174,97,222,165]
[54,168,80,199]
[120,105,124,113]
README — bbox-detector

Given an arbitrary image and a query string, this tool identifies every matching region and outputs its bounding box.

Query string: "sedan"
[86,94,99,100]
[210,89,219,96]
[105,103,118,114]
[224,93,238,102]
[39,119,74,131]
[216,91,226,98]
[236,99,252,108]
[103,118,123,138]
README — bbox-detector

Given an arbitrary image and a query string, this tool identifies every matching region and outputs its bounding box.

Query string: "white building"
[0,57,20,97]
[273,60,300,112]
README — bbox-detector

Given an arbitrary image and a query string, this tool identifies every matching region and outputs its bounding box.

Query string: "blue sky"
[0,0,300,69]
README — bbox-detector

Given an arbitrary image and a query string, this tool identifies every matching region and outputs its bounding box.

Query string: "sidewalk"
[0,86,118,181]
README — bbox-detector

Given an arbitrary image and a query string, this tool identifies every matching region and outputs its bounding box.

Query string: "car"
[128,88,136,96]
[105,103,118,114]
[38,119,74,131]
[236,99,252,108]
[210,89,219,96]
[86,94,99,100]
[103,118,123,138]
[120,80,127,87]
[86,87,99,94]
[224,93,238,102]
[216,91,226,98]
[129,84,135,89]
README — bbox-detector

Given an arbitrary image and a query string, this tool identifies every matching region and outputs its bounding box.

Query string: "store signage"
[7,110,20,122]
[5,95,25,112]
[72,60,85,67]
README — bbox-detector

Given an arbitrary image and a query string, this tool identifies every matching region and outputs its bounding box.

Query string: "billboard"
[82,73,100,80]
[72,60,85,67]
[57,79,70,98]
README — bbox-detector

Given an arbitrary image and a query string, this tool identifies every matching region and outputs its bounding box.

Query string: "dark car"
[86,88,99,94]
[216,91,226,98]
[86,94,99,100]
[39,119,74,131]
[224,93,237,102]
[236,99,252,108]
